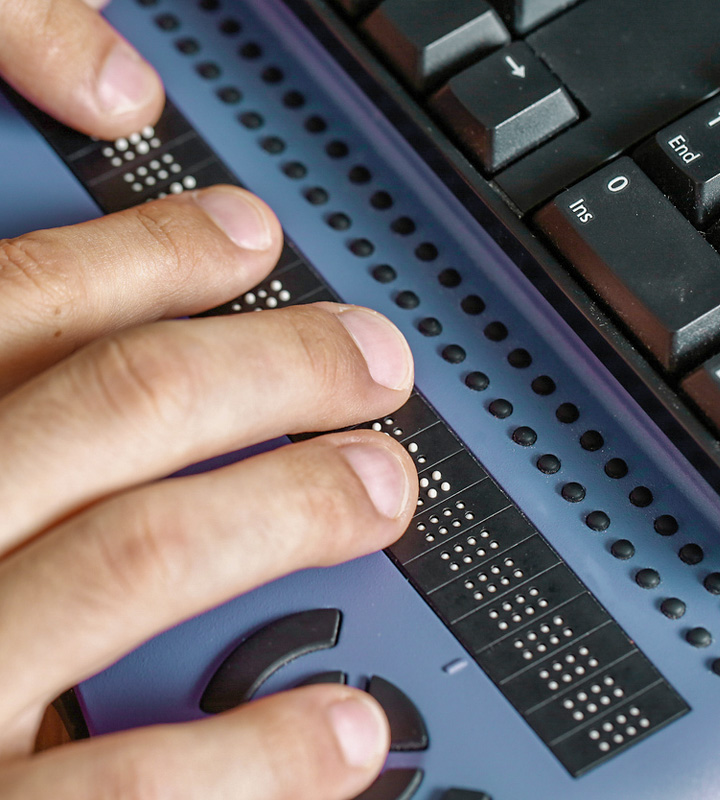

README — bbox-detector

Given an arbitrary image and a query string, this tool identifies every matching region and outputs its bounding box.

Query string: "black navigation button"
[430,42,579,173]
[200,609,341,713]
[354,769,423,800]
[441,789,492,800]
[635,97,720,228]
[367,676,429,751]
[300,671,347,686]
[535,158,720,372]
[362,0,509,93]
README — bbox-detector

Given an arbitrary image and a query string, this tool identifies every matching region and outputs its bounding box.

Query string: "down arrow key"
[430,42,579,173]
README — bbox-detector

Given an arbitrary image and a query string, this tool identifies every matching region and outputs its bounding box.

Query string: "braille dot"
[349,238,374,257]
[556,403,579,423]
[348,165,371,184]
[196,61,221,79]
[391,216,416,235]
[199,0,220,9]
[155,13,180,30]
[465,371,489,391]
[304,186,328,205]
[537,454,561,474]
[238,111,264,129]
[442,345,466,364]
[305,115,327,133]
[418,317,442,336]
[605,458,628,479]
[262,66,284,83]
[461,294,485,314]
[580,430,604,451]
[175,37,200,54]
[282,161,307,179]
[679,543,704,565]
[635,568,661,589]
[611,539,635,560]
[435,268,460,288]
[240,42,262,59]
[372,264,396,283]
[489,399,513,419]
[660,597,686,620]
[219,18,242,34]
[217,86,241,103]
[513,426,537,446]
[562,482,586,503]
[415,242,438,261]
[327,212,351,230]
[686,627,712,648]
[283,90,306,108]
[260,136,285,154]
[654,515,678,536]
[532,375,556,395]
[326,140,349,158]
[370,191,393,210]
[508,348,532,368]
[629,486,653,507]
[586,511,611,531]
[484,321,508,341]
[704,572,720,595]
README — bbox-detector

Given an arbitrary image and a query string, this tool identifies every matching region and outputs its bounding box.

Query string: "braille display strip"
[14,93,688,778]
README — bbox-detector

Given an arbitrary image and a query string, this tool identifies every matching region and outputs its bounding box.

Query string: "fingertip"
[327,691,391,771]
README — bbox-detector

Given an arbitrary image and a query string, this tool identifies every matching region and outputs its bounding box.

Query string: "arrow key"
[430,41,579,173]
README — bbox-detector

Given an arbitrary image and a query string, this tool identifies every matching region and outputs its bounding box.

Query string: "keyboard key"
[331,0,381,16]
[635,97,720,228]
[495,0,720,212]
[535,158,720,372]
[430,42,579,173]
[488,0,580,34]
[681,353,720,431]
[362,0,509,93]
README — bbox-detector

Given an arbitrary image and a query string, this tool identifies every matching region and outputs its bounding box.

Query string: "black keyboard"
[285,0,720,486]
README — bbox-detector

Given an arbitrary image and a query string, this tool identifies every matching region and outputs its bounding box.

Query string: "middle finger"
[0,303,413,554]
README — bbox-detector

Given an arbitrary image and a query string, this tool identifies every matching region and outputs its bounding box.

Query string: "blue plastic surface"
[3,1,720,797]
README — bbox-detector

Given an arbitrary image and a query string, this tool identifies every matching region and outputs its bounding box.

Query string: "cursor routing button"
[200,609,342,713]
[430,41,579,173]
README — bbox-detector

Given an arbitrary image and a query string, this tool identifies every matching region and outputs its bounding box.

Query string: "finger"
[0,431,416,727]
[0,303,413,553]
[0,185,283,394]
[1,687,390,800]
[0,0,163,139]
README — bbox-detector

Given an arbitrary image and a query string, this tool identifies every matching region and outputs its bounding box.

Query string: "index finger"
[0,0,164,139]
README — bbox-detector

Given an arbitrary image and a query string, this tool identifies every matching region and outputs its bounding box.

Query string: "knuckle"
[132,202,202,283]
[82,329,202,432]
[286,446,358,557]
[91,493,192,602]
[99,748,170,800]
[283,309,354,402]
[0,235,72,308]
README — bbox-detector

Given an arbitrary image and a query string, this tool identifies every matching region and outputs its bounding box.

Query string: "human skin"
[0,1,419,797]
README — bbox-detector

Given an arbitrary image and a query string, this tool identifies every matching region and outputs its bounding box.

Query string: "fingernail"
[194,188,274,251]
[334,308,413,390]
[328,696,388,768]
[97,41,160,116]
[340,442,410,519]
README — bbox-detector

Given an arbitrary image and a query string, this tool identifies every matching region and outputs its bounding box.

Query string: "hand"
[0,3,419,798]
